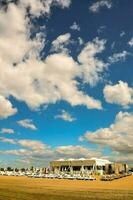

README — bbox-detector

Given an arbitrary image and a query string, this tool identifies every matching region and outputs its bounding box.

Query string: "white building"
[50,157,111,175]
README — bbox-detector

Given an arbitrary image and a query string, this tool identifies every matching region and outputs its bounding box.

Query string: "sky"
[0,0,133,167]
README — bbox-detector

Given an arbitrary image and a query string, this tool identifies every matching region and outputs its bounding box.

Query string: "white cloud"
[51,33,71,53]
[70,22,80,31]
[43,53,102,109]
[0,137,46,151]
[18,139,46,150]
[0,51,102,110]
[3,149,33,157]
[53,0,71,9]
[55,145,100,158]
[78,37,107,86]
[0,2,46,109]
[89,0,112,13]
[128,37,133,47]
[110,153,133,163]
[0,95,17,119]
[17,119,37,130]
[55,110,76,122]
[78,37,84,45]
[120,31,125,37]
[103,81,133,107]
[20,0,71,17]
[81,111,133,162]
[0,137,100,160]
[0,2,103,112]
[1,128,14,134]
[108,51,129,63]
[0,137,16,144]
[0,3,31,65]
[111,41,115,49]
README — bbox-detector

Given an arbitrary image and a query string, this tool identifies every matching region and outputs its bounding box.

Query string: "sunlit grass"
[0,176,132,200]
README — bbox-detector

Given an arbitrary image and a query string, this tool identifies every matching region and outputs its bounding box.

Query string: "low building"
[50,158,111,175]
[105,163,128,174]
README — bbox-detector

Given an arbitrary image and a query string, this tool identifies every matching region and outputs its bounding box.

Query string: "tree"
[21,168,26,172]
[15,168,19,172]
[30,166,34,172]
[7,167,13,171]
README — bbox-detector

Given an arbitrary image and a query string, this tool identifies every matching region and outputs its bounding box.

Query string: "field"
[0,175,133,200]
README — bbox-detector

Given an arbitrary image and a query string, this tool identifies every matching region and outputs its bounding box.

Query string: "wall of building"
[105,163,128,174]
[50,159,107,175]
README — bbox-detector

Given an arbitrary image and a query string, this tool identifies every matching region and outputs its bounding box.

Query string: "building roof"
[50,158,111,167]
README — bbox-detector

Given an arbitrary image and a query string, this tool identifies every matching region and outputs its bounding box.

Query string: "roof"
[50,157,111,167]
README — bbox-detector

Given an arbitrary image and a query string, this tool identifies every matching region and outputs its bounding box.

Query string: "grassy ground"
[0,176,132,200]
[0,188,133,200]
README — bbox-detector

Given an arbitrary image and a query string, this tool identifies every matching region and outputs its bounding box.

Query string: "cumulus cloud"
[70,22,80,31]
[78,37,84,45]
[0,95,17,119]
[110,153,133,163]
[1,128,14,134]
[89,0,112,13]
[55,145,100,158]
[78,37,107,86]
[51,33,71,53]
[3,149,33,157]
[55,110,76,122]
[128,37,133,47]
[19,0,71,17]
[17,119,37,130]
[120,31,125,37]
[103,81,133,107]
[108,51,130,64]
[81,111,133,162]
[0,137,100,160]
[0,1,70,107]
[18,139,46,150]
[53,0,71,9]
[44,53,102,109]
[0,137,46,150]
[0,1,104,111]
[111,41,115,49]
[0,1,45,110]
[0,51,102,110]
[0,3,31,65]
[0,137,16,144]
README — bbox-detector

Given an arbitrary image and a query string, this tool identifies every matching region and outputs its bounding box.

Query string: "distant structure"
[50,158,111,175]
[105,163,128,175]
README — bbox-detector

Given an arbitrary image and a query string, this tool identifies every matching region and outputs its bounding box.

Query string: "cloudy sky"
[0,0,133,167]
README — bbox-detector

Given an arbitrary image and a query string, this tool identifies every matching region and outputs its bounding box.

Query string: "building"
[105,163,128,174]
[50,158,111,175]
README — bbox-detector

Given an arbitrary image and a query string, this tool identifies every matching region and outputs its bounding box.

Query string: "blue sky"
[0,0,133,167]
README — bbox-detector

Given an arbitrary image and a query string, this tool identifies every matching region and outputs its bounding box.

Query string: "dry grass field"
[0,175,133,200]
